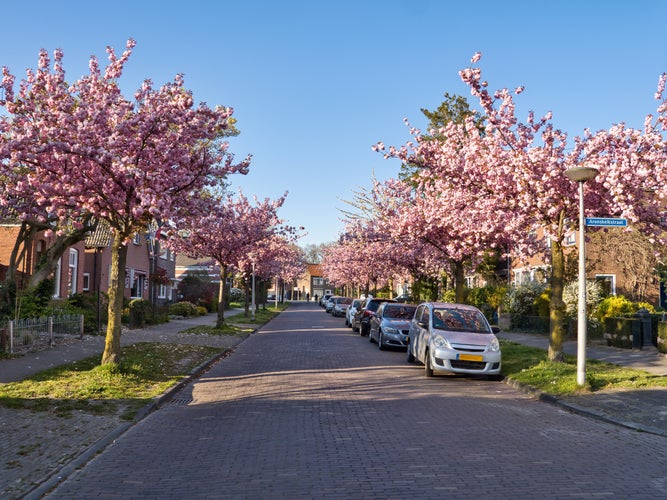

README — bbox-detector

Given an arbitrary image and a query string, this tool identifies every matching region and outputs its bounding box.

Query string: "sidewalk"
[499,331,667,437]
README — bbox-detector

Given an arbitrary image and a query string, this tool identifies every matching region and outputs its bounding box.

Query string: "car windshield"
[432,307,491,334]
[384,305,416,319]
[337,297,352,304]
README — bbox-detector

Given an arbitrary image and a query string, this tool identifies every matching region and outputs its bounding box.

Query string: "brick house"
[1,219,177,313]
[84,221,176,304]
[0,222,86,299]
[509,226,662,305]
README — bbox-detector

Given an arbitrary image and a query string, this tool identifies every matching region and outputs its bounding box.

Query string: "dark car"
[354,297,397,336]
[369,302,417,349]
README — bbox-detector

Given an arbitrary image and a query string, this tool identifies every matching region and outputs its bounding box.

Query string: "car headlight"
[432,334,451,349]
[384,327,400,334]
[487,337,500,352]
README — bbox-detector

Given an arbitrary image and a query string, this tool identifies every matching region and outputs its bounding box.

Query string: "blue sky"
[2,1,667,247]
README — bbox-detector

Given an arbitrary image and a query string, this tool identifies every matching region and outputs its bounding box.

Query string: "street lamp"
[251,260,256,321]
[564,166,599,387]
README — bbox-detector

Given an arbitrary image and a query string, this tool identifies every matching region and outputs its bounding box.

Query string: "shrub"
[563,280,604,319]
[441,289,457,303]
[169,301,199,317]
[196,306,208,316]
[503,281,546,327]
[128,299,152,328]
[596,295,638,322]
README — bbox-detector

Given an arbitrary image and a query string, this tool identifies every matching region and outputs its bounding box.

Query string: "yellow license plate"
[458,354,483,362]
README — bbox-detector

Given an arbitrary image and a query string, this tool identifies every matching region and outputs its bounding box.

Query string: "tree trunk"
[216,264,227,328]
[548,238,566,362]
[101,233,127,365]
[453,260,465,303]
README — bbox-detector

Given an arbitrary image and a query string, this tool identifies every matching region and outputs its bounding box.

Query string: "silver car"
[346,299,363,327]
[369,303,417,350]
[332,297,353,317]
[407,302,502,379]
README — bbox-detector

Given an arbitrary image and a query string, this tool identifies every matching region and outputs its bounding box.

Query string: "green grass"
[0,343,222,419]
[501,340,667,395]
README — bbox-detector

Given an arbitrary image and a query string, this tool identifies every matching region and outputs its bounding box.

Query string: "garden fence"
[0,314,84,354]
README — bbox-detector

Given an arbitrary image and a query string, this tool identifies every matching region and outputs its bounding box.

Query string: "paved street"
[44,302,667,499]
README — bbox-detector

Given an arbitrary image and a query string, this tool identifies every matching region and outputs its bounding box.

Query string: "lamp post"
[251,260,256,321]
[564,166,599,387]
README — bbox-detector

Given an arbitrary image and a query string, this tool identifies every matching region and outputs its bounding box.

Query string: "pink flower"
[471,52,482,64]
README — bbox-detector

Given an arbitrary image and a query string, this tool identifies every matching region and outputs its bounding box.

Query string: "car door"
[369,302,384,341]
[414,305,431,364]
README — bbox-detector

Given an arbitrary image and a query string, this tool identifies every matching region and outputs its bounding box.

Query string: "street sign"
[585,217,628,227]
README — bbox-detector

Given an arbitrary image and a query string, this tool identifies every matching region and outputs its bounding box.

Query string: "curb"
[504,377,667,438]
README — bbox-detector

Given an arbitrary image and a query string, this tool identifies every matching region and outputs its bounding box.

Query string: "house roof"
[307,264,323,277]
[85,220,111,248]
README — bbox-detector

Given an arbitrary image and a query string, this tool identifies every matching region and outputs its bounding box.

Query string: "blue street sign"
[585,217,628,227]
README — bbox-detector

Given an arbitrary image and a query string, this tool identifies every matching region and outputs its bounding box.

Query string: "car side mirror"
[491,326,500,333]
[417,320,428,328]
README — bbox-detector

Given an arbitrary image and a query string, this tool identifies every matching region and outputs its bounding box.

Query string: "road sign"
[585,217,628,227]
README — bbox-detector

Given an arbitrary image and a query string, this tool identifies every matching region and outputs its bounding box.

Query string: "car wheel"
[406,344,415,363]
[424,350,434,377]
[378,332,384,350]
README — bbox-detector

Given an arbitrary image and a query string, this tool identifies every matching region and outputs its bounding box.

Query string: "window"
[132,233,141,245]
[83,273,91,291]
[595,274,616,296]
[564,231,576,246]
[158,283,167,299]
[130,270,147,299]
[68,249,78,295]
[53,257,62,298]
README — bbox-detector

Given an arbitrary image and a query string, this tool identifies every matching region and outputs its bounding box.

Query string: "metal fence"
[0,314,84,354]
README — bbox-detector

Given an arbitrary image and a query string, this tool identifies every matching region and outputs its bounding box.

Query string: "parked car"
[332,296,353,317]
[354,297,397,336]
[319,294,332,307]
[407,302,502,378]
[345,299,363,327]
[369,303,417,350]
[325,296,337,313]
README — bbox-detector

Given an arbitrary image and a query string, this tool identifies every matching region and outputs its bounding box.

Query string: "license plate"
[457,354,483,362]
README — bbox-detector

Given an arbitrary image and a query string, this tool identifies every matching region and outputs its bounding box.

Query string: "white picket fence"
[1,314,84,354]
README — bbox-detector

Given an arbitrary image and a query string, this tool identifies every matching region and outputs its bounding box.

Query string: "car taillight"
[363,310,373,317]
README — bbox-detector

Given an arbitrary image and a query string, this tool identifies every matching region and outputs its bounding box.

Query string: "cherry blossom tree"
[0,40,249,364]
[170,191,294,327]
[377,52,667,361]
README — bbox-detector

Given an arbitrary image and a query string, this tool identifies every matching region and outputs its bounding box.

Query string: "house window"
[130,271,147,299]
[132,233,141,245]
[83,273,91,292]
[564,231,576,246]
[53,257,62,298]
[595,274,616,296]
[68,249,78,295]
[158,283,167,299]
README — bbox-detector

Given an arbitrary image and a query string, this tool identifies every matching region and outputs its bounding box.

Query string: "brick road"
[43,302,667,499]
